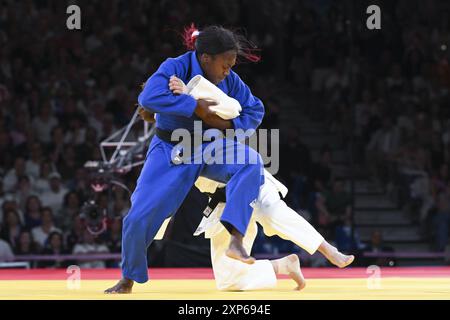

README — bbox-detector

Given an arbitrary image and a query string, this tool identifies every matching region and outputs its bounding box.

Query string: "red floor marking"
[0,267,449,280]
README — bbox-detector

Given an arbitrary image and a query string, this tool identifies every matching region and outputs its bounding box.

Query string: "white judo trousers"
[194,171,324,291]
[154,75,324,290]
[155,170,324,291]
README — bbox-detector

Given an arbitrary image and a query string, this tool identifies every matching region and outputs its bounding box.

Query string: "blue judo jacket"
[138,51,264,133]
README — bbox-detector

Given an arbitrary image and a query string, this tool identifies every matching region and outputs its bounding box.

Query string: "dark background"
[0,0,449,268]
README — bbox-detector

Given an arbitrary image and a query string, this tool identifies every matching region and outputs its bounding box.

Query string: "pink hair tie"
[191,30,200,39]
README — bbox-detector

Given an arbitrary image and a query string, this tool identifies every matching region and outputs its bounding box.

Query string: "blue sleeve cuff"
[181,94,198,117]
[231,117,241,130]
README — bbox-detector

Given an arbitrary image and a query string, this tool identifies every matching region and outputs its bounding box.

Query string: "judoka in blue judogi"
[105,25,266,293]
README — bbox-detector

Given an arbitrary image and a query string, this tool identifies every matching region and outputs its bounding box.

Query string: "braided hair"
[182,23,261,63]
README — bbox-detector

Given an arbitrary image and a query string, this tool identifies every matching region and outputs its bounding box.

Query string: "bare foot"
[271,254,306,291]
[226,247,256,264]
[326,248,355,268]
[226,233,255,264]
[104,278,134,294]
[286,254,306,291]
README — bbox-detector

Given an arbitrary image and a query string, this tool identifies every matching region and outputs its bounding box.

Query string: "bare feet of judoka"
[104,278,134,294]
[226,230,256,265]
[319,241,355,268]
[271,254,306,291]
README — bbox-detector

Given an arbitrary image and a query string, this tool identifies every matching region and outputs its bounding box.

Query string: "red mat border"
[0,267,449,280]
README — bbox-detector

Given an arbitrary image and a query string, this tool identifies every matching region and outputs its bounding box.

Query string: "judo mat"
[0,267,449,300]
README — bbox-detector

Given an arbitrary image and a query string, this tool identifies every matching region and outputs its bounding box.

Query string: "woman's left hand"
[169,75,188,95]
[138,106,155,123]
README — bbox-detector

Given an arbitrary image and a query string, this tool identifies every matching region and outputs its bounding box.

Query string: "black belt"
[155,128,204,164]
[155,127,225,145]
[155,128,179,145]
[155,127,207,145]
[203,187,226,217]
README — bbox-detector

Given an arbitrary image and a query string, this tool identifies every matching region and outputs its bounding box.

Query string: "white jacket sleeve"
[187,75,242,120]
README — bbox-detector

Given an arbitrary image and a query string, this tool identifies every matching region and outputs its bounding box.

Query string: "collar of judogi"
[189,51,204,80]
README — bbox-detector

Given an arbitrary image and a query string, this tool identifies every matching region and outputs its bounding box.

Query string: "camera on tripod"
[80,199,107,236]
[79,107,156,235]
[79,162,114,236]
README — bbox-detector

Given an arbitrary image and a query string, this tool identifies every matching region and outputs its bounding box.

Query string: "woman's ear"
[200,53,211,64]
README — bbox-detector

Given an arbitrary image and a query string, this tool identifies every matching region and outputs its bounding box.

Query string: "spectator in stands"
[279,126,312,210]
[16,175,35,212]
[0,238,14,262]
[324,179,352,227]
[309,145,333,194]
[431,163,450,199]
[40,172,68,218]
[57,145,79,181]
[1,196,25,225]
[104,218,122,268]
[419,162,450,225]
[334,214,365,257]
[364,230,396,267]
[24,195,42,229]
[39,231,69,268]
[65,215,85,253]
[0,180,5,213]
[63,113,87,146]
[31,207,62,250]
[111,192,129,220]
[432,186,450,252]
[66,168,90,201]
[72,229,110,268]
[31,101,58,145]
[3,157,33,193]
[366,115,401,186]
[58,191,82,232]
[76,126,100,165]
[0,209,23,250]
[105,218,122,254]
[0,131,13,173]
[15,230,39,256]
[99,113,118,141]
[33,161,53,194]
[313,192,333,229]
[260,100,280,129]
[25,142,44,180]
[0,0,449,268]
[47,126,66,165]
[9,114,30,155]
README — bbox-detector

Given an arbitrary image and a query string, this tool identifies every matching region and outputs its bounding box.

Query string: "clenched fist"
[138,106,155,123]
[169,75,188,95]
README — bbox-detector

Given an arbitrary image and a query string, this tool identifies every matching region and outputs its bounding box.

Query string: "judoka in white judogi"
[154,75,354,290]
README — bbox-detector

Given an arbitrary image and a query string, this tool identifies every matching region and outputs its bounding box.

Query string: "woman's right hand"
[194,99,218,121]
[195,99,232,130]
[169,75,188,95]
[138,106,155,123]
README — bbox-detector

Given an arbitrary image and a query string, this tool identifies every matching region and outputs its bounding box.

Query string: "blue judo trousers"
[122,51,266,283]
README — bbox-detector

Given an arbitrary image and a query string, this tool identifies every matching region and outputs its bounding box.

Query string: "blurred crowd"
[0,0,449,267]
[0,0,287,266]
[262,0,450,265]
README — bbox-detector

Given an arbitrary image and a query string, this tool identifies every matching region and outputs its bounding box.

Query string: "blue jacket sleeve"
[138,58,198,118]
[228,72,265,131]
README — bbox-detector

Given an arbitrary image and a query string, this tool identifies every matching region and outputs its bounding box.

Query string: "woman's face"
[27,197,41,211]
[440,164,449,178]
[6,211,19,227]
[41,210,53,225]
[50,234,62,248]
[111,219,122,233]
[19,232,31,245]
[200,50,237,85]
[40,162,51,177]
[68,193,80,208]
